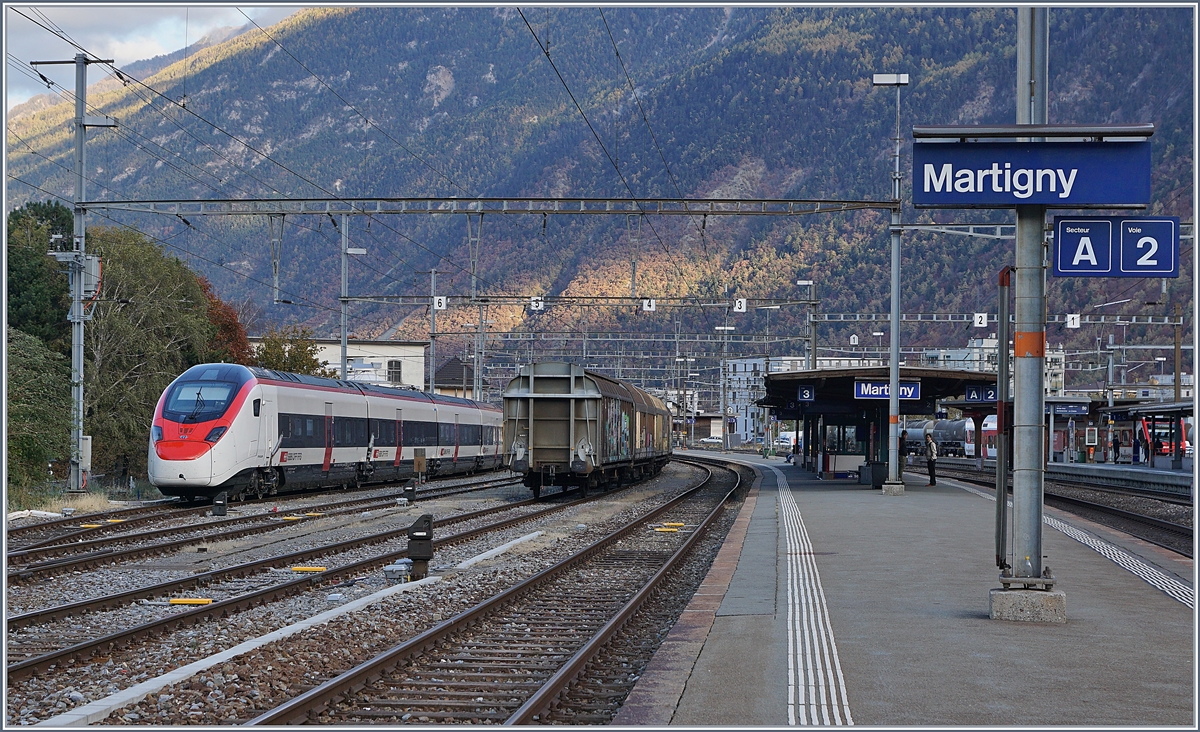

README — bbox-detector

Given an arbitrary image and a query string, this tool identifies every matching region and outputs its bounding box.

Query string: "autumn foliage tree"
[199,277,252,364]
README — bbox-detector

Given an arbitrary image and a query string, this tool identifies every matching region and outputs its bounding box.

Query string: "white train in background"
[149,363,502,501]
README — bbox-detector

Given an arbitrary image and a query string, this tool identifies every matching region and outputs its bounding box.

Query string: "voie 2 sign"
[1053,216,1179,277]
[912,141,1151,208]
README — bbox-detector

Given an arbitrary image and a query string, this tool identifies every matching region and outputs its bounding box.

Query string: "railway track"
[6,476,617,682]
[245,458,743,725]
[6,471,515,551]
[933,457,1192,504]
[930,464,1193,557]
[6,476,522,583]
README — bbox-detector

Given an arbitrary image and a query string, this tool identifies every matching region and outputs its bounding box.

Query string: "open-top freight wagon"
[502,362,672,498]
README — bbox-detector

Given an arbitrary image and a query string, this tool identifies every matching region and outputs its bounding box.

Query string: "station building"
[246,337,427,388]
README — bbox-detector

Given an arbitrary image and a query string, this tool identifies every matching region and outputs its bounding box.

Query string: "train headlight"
[152,426,163,442]
[204,426,228,443]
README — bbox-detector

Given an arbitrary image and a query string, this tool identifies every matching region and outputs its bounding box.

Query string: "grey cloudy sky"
[5,5,301,110]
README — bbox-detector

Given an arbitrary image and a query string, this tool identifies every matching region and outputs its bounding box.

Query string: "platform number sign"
[964,384,998,402]
[733,298,747,313]
[432,296,448,310]
[529,296,545,311]
[1053,216,1179,277]
[797,384,816,401]
[1066,313,1081,329]
[973,312,988,328]
[642,299,656,312]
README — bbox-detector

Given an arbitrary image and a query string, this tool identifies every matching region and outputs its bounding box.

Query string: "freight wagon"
[502,362,672,498]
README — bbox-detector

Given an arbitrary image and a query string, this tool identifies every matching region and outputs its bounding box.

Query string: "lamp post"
[873,72,909,495]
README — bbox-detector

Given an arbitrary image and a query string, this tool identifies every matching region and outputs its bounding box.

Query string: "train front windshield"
[163,381,239,422]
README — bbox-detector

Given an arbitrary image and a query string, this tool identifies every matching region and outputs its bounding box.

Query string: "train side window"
[253,399,261,417]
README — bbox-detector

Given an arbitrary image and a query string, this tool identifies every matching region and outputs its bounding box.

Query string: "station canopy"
[762,366,999,419]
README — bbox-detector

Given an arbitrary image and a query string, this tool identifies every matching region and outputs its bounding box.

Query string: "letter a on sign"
[1072,237,1099,266]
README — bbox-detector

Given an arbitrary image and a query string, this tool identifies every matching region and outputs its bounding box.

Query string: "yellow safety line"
[282,516,303,521]
[662,522,685,527]
[291,566,326,572]
[79,524,103,528]
[169,598,213,605]
[654,527,679,533]
[304,512,324,517]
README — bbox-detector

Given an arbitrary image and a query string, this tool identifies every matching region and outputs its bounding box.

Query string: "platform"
[616,452,1194,726]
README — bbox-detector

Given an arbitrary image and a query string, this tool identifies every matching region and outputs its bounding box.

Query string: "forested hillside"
[7,7,1193,362]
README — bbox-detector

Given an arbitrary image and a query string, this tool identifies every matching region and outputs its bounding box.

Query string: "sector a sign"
[1053,217,1179,278]
[912,141,1151,208]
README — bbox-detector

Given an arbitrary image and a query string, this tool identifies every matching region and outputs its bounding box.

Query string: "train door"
[394,408,403,468]
[255,388,270,460]
[453,413,460,465]
[323,402,334,472]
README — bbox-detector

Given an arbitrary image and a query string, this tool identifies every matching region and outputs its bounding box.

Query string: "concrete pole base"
[881,480,905,496]
[989,588,1067,623]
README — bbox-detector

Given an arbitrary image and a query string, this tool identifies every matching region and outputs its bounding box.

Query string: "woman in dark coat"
[924,433,938,486]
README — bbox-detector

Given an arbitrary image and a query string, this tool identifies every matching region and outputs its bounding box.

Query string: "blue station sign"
[912,141,1151,208]
[1053,216,1179,277]
[797,384,816,402]
[1052,403,1090,415]
[964,384,998,402]
[854,381,921,400]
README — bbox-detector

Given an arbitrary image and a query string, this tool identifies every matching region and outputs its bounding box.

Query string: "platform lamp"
[872,72,909,494]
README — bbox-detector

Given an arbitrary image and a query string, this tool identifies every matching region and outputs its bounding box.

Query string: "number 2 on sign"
[1136,236,1159,266]
[973,312,988,328]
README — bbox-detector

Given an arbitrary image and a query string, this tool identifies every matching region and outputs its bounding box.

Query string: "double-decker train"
[149,363,502,501]
[502,362,672,498]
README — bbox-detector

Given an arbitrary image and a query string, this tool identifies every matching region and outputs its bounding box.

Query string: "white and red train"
[149,363,502,501]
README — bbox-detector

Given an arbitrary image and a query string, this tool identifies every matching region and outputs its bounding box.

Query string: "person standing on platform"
[924,433,938,486]
[900,430,910,467]
[1111,433,1121,464]
[1132,433,1141,464]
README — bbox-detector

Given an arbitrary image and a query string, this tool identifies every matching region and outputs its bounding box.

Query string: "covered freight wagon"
[503,362,671,498]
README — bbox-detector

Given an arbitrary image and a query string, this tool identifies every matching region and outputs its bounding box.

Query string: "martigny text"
[923,163,1077,199]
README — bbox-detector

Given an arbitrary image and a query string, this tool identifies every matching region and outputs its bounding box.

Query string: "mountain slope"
[6,7,1192,368]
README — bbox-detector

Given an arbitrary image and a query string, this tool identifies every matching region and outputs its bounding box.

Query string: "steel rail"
[505,458,743,723]
[5,470,508,549]
[244,461,726,725]
[931,465,1192,558]
[7,485,608,681]
[5,501,183,546]
[6,482,525,631]
[6,477,522,579]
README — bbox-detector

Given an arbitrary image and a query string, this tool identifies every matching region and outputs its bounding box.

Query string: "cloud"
[5,5,300,110]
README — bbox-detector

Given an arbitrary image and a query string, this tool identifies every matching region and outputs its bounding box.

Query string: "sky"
[5,5,301,111]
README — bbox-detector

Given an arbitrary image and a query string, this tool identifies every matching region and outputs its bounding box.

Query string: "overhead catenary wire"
[7,45,503,296]
[8,173,338,313]
[516,8,687,280]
